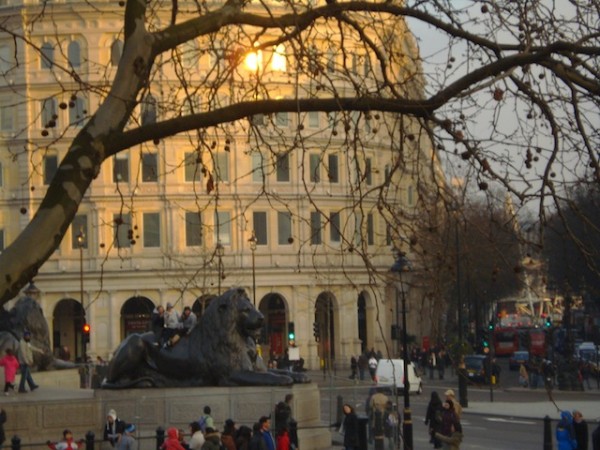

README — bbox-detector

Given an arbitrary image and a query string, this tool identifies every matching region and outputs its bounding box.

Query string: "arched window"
[41,42,54,69]
[110,39,123,67]
[68,41,81,68]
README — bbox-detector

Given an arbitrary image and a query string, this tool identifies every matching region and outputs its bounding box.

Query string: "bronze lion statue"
[103,288,308,388]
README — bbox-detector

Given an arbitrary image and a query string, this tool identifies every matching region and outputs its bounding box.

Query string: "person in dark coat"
[103,409,126,447]
[573,410,589,450]
[425,391,444,448]
[341,404,359,450]
[592,421,600,450]
[0,408,6,448]
[440,400,458,438]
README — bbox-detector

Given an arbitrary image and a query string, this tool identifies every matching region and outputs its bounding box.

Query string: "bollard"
[85,431,95,450]
[357,415,369,450]
[156,427,165,450]
[336,395,344,427]
[543,415,552,450]
[11,435,20,450]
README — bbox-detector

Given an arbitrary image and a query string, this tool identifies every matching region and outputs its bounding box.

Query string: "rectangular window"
[310,212,321,245]
[142,153,158,182]
[330,212,341,243]
[354,213,363,245]
[214,211,231,245]
[328,154,339,183]
[277,212,292,245]
[276,112,288,127]
[253,211,268,245]
[365,158,372,185]
[309,154,320,183]
[113,154,129,183]
[143,212,161,248]
[114,213,131,249]
[308,111,319,128]
[0,162,3,187]
[185,152,202,183]
[69,97,86,127]
[367,213,374,245]
[185,211,202,247]
[215,153,229,182]
[71,214,88,249]
[386,224,392,246]
[407,185,414,206]
[1,106,13,131]
[41,98,57,128]
[252,153,264,183]
[0,229,4,253]
[276,153,290,182]
[44,155,58,185]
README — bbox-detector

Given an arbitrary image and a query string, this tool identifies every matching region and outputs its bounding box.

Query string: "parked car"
[464,354,488,384]
[509,350,530,371]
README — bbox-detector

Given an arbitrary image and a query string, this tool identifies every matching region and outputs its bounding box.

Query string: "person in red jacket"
[276,427,290,450]
[0,349,19,395]
[47,429,84,450]
[160,427,186,450]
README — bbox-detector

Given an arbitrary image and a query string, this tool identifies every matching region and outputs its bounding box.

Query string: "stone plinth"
[3,383,329,450]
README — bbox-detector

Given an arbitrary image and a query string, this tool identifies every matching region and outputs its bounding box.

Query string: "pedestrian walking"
[0,348,20,395]
[444,390,462,420]
[518,363,529,387]
[425,391,443,449]
[17,330,42,393]
[573,410,589,450]
[339,404,359,450]
[383,401,398,450]
[434,422,463,450]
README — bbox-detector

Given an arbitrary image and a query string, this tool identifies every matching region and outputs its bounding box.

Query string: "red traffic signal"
[82,323,91,334]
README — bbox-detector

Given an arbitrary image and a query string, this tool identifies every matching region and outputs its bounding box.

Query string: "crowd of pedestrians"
[93,396,298,450]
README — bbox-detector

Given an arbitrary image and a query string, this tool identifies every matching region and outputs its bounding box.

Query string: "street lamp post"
[216,241,224,295]
[455,213,469,408]
[77,230,86,363]
[248,230,257,307]
[391,253,412,450]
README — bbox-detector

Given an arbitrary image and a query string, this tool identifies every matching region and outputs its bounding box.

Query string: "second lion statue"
[103,288,306,388]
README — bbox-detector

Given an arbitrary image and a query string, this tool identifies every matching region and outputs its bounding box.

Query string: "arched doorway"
[120,296,154,339]
[52,299,84,362]
[258,293,288,360]
[358,292,367,354]
[315,292,336,370]
[192,294,217,319]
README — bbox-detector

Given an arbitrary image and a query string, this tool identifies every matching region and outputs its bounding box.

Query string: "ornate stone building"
[0,0,443,368]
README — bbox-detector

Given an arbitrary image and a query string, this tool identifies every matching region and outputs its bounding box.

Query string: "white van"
[375,359,423,394]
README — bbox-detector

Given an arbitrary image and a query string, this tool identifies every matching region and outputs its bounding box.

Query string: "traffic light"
[545,316,552,328]
[82,323,91,344]
[488,320,494,331]
[313,322,320,342]
[288,322,295,346]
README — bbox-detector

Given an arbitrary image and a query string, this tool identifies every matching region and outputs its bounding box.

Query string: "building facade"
[0,0,442,368]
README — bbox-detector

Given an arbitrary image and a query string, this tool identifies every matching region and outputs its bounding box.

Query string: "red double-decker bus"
[493,327,519,356]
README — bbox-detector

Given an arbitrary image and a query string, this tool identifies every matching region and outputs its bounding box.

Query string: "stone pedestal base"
[4,383,329,450]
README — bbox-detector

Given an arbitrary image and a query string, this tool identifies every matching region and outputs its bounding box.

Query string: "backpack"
[197,416,207,433]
